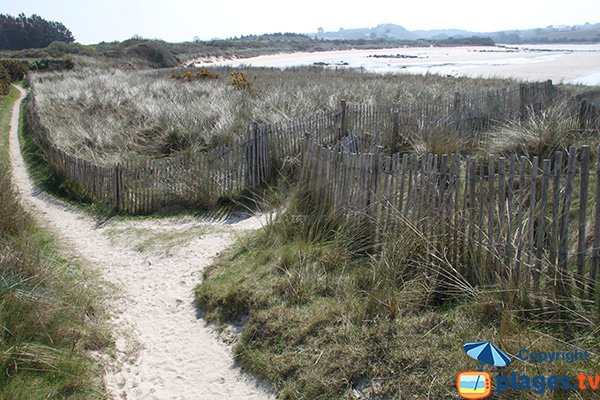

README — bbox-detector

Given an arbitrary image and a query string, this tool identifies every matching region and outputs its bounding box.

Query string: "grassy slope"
[0,85,110,399]
[197,195,600,399]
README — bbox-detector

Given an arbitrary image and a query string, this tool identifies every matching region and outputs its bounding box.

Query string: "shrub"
[0,59,29,81]
[170,68,219,82]
[230,71,251,90]
[46,40,94,56]
[26,57,74,72]
[0,65,10,95]
[123,41,179,68]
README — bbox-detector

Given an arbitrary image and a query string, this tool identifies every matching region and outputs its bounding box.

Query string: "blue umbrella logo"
[464,341,511,368]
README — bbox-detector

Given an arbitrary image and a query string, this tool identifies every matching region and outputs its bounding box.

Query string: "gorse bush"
[0,60,29,96]
[15,57,74,72]
[171,68,219,82]
[230,71,252,91]
[0,59,29,81]
[0,65,9,95]
[123,41,179,68]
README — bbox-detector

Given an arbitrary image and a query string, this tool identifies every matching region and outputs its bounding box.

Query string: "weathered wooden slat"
[497,157,506,278]
[576,146,591,295]
[486,155,496,277]
[398,154,408,216]
[534,159,551,291]
[526,156,539,287]
[477,158,485,269]
[505,155,516,276]
[591,144,600,299]
[548,151,563,287]
[514,156,527,283]
[452,154,461,265]
[466,157,476,255]
[558,147,577,295]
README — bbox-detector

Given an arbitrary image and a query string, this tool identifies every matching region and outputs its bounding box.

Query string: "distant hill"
[312,22,600,44]
[493,23,600,43]
[315,24,416,41]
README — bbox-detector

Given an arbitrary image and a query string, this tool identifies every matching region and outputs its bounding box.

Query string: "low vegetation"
[0,86,110,399]
[196,177,600,399]
[486,100,588,160]
[29,68,515,163]
[0,60,29,95]
[171,68,219,81]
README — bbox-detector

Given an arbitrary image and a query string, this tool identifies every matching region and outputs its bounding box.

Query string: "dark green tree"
[0,13,75,50]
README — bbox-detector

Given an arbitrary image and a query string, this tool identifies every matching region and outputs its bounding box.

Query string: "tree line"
[0,13,74,50]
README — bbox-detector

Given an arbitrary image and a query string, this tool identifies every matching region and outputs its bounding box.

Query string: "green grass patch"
[0,85,111,399]
[0,85,20,166]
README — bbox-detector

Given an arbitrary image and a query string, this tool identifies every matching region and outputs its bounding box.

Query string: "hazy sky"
[3,0,599,44]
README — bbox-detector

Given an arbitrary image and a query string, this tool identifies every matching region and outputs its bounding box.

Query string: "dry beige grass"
[29,67,515,164]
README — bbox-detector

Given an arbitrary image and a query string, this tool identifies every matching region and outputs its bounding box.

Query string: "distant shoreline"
[191,44,600,85]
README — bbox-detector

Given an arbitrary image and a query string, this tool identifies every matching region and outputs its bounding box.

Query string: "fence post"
[115,162,123,211]
[368,146,383,252]
[261,124,272,184]
[373,146,383,232]
[579,100,589,131]
[300,132,311,185]
[545,79,554,102]
[591,144,600,303]
[391,110,400,152]
[453,92,462,131]
[340,100,347,139]
[558,146,577,297]
[453,91,461,112]
[246,122,259,188]
[519,83,527,121]
[576,145,591,296]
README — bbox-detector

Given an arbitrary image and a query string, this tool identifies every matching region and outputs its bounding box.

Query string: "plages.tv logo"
[456,341,511,399]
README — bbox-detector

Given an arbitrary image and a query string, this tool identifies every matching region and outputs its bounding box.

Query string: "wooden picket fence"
[579,100,600,133]
[341,80,560,150]
[29,90,343,213]
[41,125,273,213]
[29,79,597,215]
[301,139,600,303]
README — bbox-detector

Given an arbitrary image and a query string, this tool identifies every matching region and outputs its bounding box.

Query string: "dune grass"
[196,180,600,399]
[28,66,592,165]
[0,86,110,399]
[28,68,517,164]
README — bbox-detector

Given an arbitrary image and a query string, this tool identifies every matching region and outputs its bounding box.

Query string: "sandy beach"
[193,44,600,85]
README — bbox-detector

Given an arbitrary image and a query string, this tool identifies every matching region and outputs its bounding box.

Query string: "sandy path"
[7,85,274,400]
